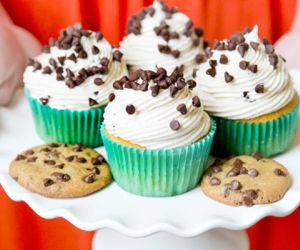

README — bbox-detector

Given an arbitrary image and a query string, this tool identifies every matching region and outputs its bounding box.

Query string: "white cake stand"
[1,70,300,250]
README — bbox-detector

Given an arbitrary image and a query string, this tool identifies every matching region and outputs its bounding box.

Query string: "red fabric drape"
[0,0,299,250]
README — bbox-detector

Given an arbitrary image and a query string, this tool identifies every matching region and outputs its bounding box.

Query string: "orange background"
[0,0,299,250]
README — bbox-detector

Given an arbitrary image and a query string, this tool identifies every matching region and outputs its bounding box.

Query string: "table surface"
[1,70,300,238]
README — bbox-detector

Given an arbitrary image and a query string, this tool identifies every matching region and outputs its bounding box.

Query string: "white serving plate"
[0,70,300,238]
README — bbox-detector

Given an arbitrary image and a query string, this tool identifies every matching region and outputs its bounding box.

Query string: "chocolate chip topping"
[94,78,104,85]
[195,54,205,64]
[44,160,56,165]
[224,72,234,83]
[237,43,249,57]
[206,68,216,77]
[92,45,100,54]
[170,120,180,131]
[73,144,84,152]
[248,64,258,73]
[126,104,136,115]
[230,180,241,190]
[108,93,115,102]
[83,174,95,183]
[27,156,38,163]
[25,149,34,155]
[269,54,278,68]
[274,168,286,176]
[248,168,259,177]
[176,103,187,115]
[239,60,249,70]
[265,44,274,54]
[89,98,98,107]
[65,155,75,162]
[243,189,258,200]
[43,178,54,187]
[77,157,87,163]
[51,172,71,182]
[192,96,201,107]
[219,54,228,64]
[55,163,65,169]
[252,152,262,160]
[250,41,259,50]
[113,50,123,62]
[210,177,221,186]
[42,66,52,74]
[92,167,100,175]
[243,196,254,207]
[92,155,106,165]
[15,154,26,161]
[255,83,264,93]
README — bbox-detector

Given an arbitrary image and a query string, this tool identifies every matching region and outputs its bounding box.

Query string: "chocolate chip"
[243,196,254,207]
[210,177,221,186]
[209,60,217,68]
[33,61,42,71]
[40,97,49,105]
[78,50,88,59]
[239,60,249,70]
[83,174,95,183]
[27,58,35,66]
[55,163,65,169]
[158,44,171,54]
[250,41,259,50]
[150,85,160,97]
[65,155,75,162]
[100,57,109,66]
[40,147,51,152]
[44,160,56,165]
[51,172,70,182]
[248,168,259,177]
[243,91,249,97]
[91,167,100,175]
[224,184,231,197]
[263,37,270,45]
[194,27,204,37]
[15,154,26,161]
[192,96,201,108]
[95,32,103,41]
[77,157,87,163]
[73,144,83,152]
[169,85,178,98]
[231,32,245,44]
[176,103,187,115]
[56,74,64,81]
[49,143,60,148]
[224,72,234,83]
[48,58,57,68]
[195,54,205,64]
[248,64,258,73]
[274,168,286,176]
[269,54,278,68]
[57,56,66,65]
[139,81,148,91]
[126,104,135,115]
[42,45,50,53]
[206,68,216,77]
[25,150,34,155]
[255,83,264,93]
[252,152,262,160]
[92,45,100,54]
[170,31,179,39]
[192,68,198,78]
[94,78,104,85]
[170,120,180,131]
[89,98,98,107]
[67,53,77,62]
[108,93,115,102]
[42,66,52,74]
[113,80,123,90]
[171,50,180,58]
[43,178,54,187]
[237,43,249,57]
[113,50,123,62]
[243,189,258,200]
[66,79,76,89]
[219,54,228,64]
[27,156,37,163]
[265,44,274,54]
[92,155,106,165]
[233,158,244,168]
[187,80,196,89]
[230,180,241,190]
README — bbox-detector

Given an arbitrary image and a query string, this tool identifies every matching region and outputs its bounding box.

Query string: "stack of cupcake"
[23,1,299,198]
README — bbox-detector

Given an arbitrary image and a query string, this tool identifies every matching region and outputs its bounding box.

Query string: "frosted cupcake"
[24,25,127,147]
[194,25,299,157]
[101,67,216,196]
[120,0,207,77]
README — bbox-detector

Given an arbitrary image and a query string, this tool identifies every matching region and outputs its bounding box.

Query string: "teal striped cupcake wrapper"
[212,100,299,158]
[101,120,216,197]
[25,89,105,148]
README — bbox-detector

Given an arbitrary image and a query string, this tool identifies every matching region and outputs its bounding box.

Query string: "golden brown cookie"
[201,154,291,206]
[9,143,112,198]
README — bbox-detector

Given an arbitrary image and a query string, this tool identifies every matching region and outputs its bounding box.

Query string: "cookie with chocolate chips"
[201,155,291,206]
[9,144,111,198]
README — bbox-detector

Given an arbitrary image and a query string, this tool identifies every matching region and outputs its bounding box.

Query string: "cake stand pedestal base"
[92,229,249,250]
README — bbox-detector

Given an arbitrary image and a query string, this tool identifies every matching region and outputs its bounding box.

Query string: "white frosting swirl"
[104,78,211,149]
[194,25,296,120]
[24,30,127,110]
[120,1,204,77]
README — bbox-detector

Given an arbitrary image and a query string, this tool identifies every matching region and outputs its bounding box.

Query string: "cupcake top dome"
[120,0,207,77]
[194,25,296,120]
[103,67,211,149]
[23,24,127,110]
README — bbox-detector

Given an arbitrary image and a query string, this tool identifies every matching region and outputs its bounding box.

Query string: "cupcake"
[24,24,127,148]
[120,0,207,77]
[194,25,299,157]
[101,67,216,197]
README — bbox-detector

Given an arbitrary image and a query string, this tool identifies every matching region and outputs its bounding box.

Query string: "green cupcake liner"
[101,120,216,197]
[25,89,105,148]
[212,99,299,158]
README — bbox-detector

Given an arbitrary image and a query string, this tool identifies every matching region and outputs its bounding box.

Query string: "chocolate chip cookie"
[201,154,291,206]
[9,143,112,198]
